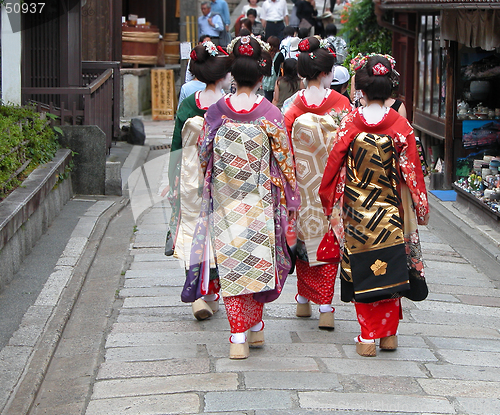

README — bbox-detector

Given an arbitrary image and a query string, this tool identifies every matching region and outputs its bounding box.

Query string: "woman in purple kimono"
[189,35,300,359]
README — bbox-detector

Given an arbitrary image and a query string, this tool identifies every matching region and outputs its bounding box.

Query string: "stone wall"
[0,150,73,292]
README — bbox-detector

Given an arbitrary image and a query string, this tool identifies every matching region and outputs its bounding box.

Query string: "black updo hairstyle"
[297,36,336,81]
[189,43,231,85]
[354,55,395,101]
[230,36,272,87]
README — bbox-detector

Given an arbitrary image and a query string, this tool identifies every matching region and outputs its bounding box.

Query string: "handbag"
[316,225,341,263]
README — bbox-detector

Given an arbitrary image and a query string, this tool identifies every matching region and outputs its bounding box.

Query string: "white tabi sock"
[355,335,375,344]
[230,332,247,344]
[296,294,309,304]
[250,321,264,332]
[202,294,218,302]
[319,304,333,313]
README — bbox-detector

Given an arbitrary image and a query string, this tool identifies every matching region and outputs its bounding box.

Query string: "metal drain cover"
[149,144,171,150]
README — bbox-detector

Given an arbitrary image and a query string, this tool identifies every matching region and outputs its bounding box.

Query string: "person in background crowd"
[319,54,429,357]
[167,42,232,320]
[330,64,352,104]
[247,9,265,38]
[261,0,289,41]
[191,35,299,359]
[297,26,310,39]
[295,0,318,36]
[186,35,212,83]
[272,58,303,109]
[279,26,300,59]
[283,36,351,330]
[211,0,231,31]
[262,36,281,101]
[198,2,224,46]
[324,23,347,63]
[242,0,262,21]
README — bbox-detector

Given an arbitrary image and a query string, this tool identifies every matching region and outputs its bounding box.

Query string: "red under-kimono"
[284,90,351,305]
[319,108,429,339]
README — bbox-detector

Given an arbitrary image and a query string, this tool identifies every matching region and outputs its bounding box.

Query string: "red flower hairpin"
[298,38,310,52]
[190,49,197,61]
[238,43,254,56]
[372,62,389,76]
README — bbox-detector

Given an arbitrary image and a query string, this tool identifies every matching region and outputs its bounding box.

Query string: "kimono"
[283,90,351,305]
[189,95,300,333]
[319,107,429,340]
[169,92,220,298]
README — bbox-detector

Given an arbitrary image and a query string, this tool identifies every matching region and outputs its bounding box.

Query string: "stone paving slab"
[321,357,427,378]
[216,357,320,373]
[427,336,500,352]
[85,393,200,415]
[244,371,342,391]
[417,378,500,398]
[425,363,500,381]
[92,373,239,400]
[207,342,343,359]
[397,322,500,339]
[204,390,295,412]
[298,391,455,413]
[455,397,500,415]
[96,354,209,380]
[342,345,438,362]
[437,349,500,367]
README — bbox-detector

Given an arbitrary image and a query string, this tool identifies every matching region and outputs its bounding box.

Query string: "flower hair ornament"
[226,34,270,55]
[298,38,310,52]
[372,62,389,76]
[203,41,218,57]
[350,53,396,72]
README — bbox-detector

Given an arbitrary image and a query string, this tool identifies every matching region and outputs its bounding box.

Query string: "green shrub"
[0,104,60,199]
[339,0,393,70]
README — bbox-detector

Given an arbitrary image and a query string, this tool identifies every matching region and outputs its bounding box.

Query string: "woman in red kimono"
[319,54,429,356]
[283,36,351,329]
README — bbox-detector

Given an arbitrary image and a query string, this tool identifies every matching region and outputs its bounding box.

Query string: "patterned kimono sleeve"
[197,116,216,176]
[319,118,352,216]
[394,128,429,224]
[262,118,300,211]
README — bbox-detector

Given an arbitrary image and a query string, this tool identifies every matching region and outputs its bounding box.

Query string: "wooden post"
[444,41,455,189]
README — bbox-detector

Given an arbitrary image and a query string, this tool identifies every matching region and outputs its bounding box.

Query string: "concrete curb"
[1,197,129,415]
[428,192,500,266]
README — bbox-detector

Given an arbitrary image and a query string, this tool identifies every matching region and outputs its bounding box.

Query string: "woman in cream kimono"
[167,41,231,320]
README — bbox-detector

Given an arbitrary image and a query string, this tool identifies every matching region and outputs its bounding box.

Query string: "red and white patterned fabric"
[224,294,264,333]
[296,259,338,304]
[354,298,401,340]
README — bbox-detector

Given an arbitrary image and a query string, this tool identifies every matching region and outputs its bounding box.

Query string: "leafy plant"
[0,104,61,199]
[339,0,392,71]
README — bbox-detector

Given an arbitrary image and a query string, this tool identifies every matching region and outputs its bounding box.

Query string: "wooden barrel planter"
[164,41,180,64]
[122,26,160,66]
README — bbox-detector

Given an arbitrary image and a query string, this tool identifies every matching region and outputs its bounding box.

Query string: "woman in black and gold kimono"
[319,54,430,357]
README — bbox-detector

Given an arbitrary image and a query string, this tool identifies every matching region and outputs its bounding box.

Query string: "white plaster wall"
[1,4,22,105]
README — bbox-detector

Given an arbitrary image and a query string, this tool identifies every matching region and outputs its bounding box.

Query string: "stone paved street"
[81,120,500,415]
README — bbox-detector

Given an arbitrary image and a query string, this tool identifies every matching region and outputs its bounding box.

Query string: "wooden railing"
[22,61,121,152]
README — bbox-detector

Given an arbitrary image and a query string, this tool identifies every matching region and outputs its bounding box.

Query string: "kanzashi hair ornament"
[239,43,254,56]
[298,38,310,52]
[309,52,316,60]
[240,36,251,45]
[203,41,218,57]
[372,62,390,76]
[328,48,337,58]
[258,58,267,67]
[217,45,229,56]
[190,49,198,61]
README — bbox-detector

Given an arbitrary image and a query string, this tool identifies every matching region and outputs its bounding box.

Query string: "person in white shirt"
[242,0,262,21]
[260,0,289,41]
